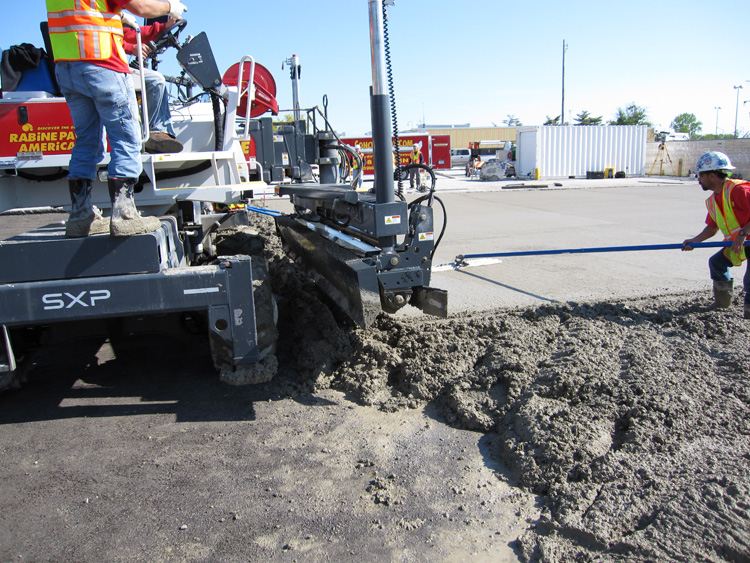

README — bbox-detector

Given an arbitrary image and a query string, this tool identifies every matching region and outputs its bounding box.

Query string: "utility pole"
[734,84,743,138]
[714,106,721,136]
[561,40,568,126]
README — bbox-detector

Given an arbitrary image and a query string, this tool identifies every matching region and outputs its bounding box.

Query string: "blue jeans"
[136,68,175,136]
[709,249,750,305]
[55,61,143,180]
[352,167,362,188]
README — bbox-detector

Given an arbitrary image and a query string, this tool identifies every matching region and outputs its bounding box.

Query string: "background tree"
[544,115,561,125]
[574,110,603,125]
[272,112,297,132]
[670,113,702,137]
[697,132,736,140]
[609,103,652,126]
[503,114,522,127]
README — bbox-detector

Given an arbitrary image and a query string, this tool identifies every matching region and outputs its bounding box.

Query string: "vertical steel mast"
[368,0,395,207]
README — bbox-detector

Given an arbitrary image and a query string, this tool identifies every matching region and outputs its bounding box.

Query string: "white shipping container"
[516,126,647,179]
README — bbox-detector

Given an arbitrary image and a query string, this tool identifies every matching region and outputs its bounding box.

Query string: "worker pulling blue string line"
[457,150,750,320]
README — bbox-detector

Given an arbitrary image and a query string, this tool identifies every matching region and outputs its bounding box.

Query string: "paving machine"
[0,0,448,391]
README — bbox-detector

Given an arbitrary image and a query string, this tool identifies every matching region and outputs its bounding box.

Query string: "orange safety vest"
[706,178,749,265]
[46,0,127,64]
[411,149,421,164]
[352,151,361,170]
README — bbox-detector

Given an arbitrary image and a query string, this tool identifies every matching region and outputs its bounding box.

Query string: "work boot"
[144,132,183,154]
[108,177,161,237]
[744,303,750,320]
[712,279,733,309]
[65,178,109,238]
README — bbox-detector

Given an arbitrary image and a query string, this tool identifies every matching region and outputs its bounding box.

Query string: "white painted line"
[433,258,503,271]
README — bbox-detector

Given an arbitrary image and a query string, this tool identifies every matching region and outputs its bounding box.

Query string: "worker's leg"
[709,250,733,281]
[744,261,750,318]
[82,69,143,180]
[72,67,158,236]
[65,179,109,237]
[55,61,110,237]
[142,68,174,135]
[108,177,161,237]
[133,68,181,153]
[54,61,106,181]
[709,250,734,308]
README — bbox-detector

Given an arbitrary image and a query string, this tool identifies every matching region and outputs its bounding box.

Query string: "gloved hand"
[121,11,138,29]
[168,1,187,19]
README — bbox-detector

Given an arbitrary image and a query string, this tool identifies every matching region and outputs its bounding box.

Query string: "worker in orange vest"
[46,0,186,238]
[409,144,424,190]
[683,151,750,318]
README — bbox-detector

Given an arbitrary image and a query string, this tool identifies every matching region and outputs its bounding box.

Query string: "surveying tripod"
[648,141,677,176]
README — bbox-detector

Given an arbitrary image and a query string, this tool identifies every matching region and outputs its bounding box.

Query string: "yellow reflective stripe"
[712,180,747,264]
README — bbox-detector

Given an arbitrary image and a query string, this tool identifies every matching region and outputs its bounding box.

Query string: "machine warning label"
[418,232,434,241]
[385,215,401,225]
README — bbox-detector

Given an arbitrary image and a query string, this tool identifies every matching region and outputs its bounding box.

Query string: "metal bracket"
[1,325,16,374]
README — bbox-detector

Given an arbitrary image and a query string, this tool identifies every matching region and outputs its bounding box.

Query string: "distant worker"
[467,154,480,177]
[409,143,424,190]
[123,18,183,154]
[46,0,186,238]
[682,151,750,318]
[351,144,363,189]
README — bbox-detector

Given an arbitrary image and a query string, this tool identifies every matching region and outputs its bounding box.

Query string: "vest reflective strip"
[706,179,747,264]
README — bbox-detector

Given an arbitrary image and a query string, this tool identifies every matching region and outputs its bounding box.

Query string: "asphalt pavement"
[422,169,711,314]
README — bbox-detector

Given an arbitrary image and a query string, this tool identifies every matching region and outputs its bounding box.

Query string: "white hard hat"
[696,151,735,174]
[355,144,361,150]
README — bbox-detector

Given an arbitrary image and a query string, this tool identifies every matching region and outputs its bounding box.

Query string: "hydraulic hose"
[381,0,403,198]
[210,89,225,151]
[409,193,447,258]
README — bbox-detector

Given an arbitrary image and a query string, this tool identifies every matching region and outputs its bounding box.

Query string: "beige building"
[405,126,517,150]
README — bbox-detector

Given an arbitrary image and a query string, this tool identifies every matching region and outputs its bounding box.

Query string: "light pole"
[714,106,721,136]
[561,40,568,126]
[734,85,743,138]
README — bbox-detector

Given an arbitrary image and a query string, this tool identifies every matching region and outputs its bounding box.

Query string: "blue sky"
[7,1,750,136]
